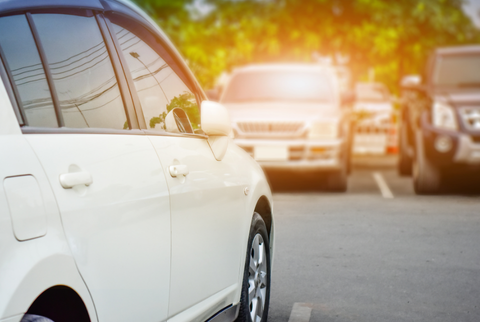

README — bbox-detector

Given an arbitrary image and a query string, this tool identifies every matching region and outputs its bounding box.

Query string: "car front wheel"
[413,131,441,194]
[326,150,348,192]
[236,213,271,322]
[398,123,413,176]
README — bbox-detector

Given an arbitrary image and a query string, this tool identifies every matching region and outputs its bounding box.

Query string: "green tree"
[133,0,480,92]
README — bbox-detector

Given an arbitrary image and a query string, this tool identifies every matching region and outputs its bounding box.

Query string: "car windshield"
[222,70,334,103]
[433,54,480,87]
[356,85,390,102]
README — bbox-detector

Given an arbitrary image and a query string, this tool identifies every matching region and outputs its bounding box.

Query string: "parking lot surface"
[267,156,480,322]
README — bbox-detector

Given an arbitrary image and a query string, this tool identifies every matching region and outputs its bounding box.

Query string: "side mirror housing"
[201,101,231,136]
[201,101,231,161]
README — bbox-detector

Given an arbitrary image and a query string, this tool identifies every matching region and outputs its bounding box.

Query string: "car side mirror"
[341,91,356,106]
[201,101,232,161]
[165,108,194,134]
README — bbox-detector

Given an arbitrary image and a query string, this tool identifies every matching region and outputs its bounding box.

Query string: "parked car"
[399,45,480,194]
[220,64,355,191]
[353,82,396,155]
[0,1,274,322]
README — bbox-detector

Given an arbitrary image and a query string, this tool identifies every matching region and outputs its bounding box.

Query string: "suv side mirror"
[201,101,232,160]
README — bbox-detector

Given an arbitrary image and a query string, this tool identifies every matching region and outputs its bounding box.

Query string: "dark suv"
[398,45,480,194]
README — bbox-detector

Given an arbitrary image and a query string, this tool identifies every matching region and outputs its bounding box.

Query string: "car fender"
[227,143,274,304]
[1,253,97,322]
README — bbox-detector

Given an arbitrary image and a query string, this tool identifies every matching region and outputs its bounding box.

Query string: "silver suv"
[220,64,354,191]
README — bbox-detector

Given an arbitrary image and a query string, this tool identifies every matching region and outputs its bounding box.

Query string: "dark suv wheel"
[398,123,413,176]
[413,131,441,194]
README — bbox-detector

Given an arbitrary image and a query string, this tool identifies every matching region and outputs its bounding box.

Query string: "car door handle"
[59,171,93,189]
[169,165,189,177]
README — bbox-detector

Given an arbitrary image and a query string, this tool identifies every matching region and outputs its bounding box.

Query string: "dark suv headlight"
[432,101,458,131]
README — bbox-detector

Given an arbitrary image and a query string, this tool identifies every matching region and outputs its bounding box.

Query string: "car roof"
[0,0,176,65]
[232,63,335,74]
[0,0,103,14]
[435,45,480,56]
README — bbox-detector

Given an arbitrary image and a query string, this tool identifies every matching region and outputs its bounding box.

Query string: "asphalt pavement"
[266,155,480,322]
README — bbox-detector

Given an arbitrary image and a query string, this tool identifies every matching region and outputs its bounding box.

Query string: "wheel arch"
[25,286,90,322]
[2,253,97,322]
[254,195,272,238]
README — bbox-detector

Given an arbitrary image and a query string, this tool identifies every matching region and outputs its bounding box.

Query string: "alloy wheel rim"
[248,234,267,322]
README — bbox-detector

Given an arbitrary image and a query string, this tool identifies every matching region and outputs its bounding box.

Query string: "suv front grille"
[460,107,480,131]
[236,121,304,135]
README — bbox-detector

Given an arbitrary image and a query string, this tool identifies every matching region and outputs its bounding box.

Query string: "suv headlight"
[432,101,457,131]
[309,121,339,139]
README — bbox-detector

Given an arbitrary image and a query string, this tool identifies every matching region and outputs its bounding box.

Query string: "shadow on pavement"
[264,170,330,192]
[439,172,480,196]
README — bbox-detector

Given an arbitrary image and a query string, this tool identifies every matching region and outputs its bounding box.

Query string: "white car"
[0,1,274,322]
[220,64,354,191]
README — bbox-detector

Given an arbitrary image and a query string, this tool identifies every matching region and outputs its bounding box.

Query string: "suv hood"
[433,89,480,107]
[354,101,393,113]
[223,101,342,122]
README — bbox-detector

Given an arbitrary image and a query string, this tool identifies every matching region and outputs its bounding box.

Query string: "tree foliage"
[133,0,480,92]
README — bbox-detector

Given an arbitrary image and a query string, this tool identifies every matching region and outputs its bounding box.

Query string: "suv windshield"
[222,70,334,103]
[433,54,480,87]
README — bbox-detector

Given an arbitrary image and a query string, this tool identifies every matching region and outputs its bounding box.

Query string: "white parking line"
[372,172,394,199]
[288,303,312,322]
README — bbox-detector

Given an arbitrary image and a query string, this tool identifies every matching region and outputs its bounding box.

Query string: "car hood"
[433,89,480,106]
[353,101,393,113]
[223,101,342,122]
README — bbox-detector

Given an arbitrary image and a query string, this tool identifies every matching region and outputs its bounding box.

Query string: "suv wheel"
[326,151,348,192]
[236,213,271,322]
[413,131,441,194]
[398,124,413,176]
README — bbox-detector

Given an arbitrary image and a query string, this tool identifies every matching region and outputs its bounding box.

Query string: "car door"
[0,12,172,322]
[107,16,250,319]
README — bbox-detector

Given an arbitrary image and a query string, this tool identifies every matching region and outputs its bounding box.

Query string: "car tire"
[235,213,271,322]
[413,130,441,194]
[21,315,54,322]
[398,124,413,176]
[326,152,348,192]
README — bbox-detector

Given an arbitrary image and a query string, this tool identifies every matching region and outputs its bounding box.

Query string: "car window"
[111,23,200,133]
[0,15,57,127]
[32,14,128,130]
